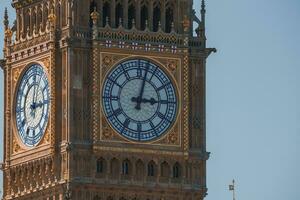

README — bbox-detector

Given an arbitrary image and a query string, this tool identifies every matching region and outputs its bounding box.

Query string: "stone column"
[135,0,141,30]
[148,0,153,31]
[110,0,116,28]
[123,0,128,28]
[98,0,103,27]
[161,0,166,32]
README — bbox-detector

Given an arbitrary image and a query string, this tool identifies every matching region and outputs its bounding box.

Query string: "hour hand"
[131,97,158,105]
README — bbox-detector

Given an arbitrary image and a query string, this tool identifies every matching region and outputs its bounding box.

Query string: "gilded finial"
[48,8,56,24]
[182,15,190,33]
[90,7,99,25]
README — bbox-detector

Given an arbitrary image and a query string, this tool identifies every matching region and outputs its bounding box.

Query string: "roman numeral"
[121,64,130,80]
[157,82,171,91]
[21,119,26,127]
[157,112,165,119]
[108,77,122,88]
[150,121,158,136]
[160,100,175,104]
[103,96,119,100]
[26,128,30,136]
[123,118,130,128]
[149,66,157,81]
[113,108,122,116]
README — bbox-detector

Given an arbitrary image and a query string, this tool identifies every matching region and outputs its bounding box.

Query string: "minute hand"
[135,63,149,110]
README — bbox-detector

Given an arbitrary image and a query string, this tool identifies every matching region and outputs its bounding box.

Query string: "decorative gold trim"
[97,52,183,147]
[11,60,52,151]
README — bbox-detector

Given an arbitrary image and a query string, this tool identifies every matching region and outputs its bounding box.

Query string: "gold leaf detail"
[13,137,22,154]
[13,68,21,82]
[103,56,112,67]
[102,117,113,139]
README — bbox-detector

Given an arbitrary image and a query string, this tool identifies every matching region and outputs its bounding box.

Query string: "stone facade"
[0,0,215,199]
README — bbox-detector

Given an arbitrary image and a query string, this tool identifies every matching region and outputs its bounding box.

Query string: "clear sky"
[1,0,300,199]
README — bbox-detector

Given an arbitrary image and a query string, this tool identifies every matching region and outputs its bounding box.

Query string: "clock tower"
[1,0,216,199]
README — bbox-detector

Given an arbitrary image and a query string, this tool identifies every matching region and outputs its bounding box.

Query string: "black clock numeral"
[108,77,122,88]
[103,95,119,100]
[16,107,24,113]
[161,100,175,104]
[150,121,158,136]
[137,66,142,78]
[21,119,26,127]
[26,128,30,136]
[121,64,130,80]
[113,108,122,117]
[157,82,171,91]
[123,118,130,128]
[149,66,157,81]
[157,112,165,119]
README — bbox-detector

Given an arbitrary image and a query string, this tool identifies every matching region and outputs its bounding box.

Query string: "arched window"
[110,158,119,178]
[96,158,105,173]
[122,159,130,175]
[140,5,148,30]
[115,3,123,27]
[136,159,145,180]
[173,162,181,178]
[165,7,174,33]
[161,161,170,177]
[153,6,161,32]
[147,161,155,176]
[128,4,136,29]
[103,1,110,26]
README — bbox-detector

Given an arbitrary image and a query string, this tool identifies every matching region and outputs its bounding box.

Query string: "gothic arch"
[165,2,174,33]
[122,159,131,175]
[96,157,106,173]
[103,1,111,26]
[128,1,136,29]
[140,3,148,30]
[110,158,119,179]
[147,160,156,176]
[173,162,181,178]
[115,1,123,27]
[135,159,145,181]
[153,2,161,32]
[160,161,170,177]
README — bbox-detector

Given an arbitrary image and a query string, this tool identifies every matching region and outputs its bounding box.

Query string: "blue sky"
[1,0,300,199]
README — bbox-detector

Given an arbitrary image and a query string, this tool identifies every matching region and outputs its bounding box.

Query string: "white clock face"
[102,59,178,141]
[15,64,50,147]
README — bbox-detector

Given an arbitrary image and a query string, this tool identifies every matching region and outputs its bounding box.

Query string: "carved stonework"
[12,137,23,154]
[101,117,114,140]
[13,68,21,83]
[98,52,182,147]
[40,57,50,74]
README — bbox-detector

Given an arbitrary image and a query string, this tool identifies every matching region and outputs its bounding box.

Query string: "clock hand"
[32,66,38,103]
[131,97,158,105]
[135,62,150,110]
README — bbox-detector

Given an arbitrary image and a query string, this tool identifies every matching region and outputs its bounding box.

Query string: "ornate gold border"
[11,60,51,153]
[97,52,183,147]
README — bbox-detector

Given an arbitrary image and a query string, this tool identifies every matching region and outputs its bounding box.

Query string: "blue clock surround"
[15,63,50,147]
[102,59,178,142]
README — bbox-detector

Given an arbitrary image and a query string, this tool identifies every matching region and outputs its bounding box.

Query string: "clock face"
[15,64,50,147]
[102,59,178,141]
